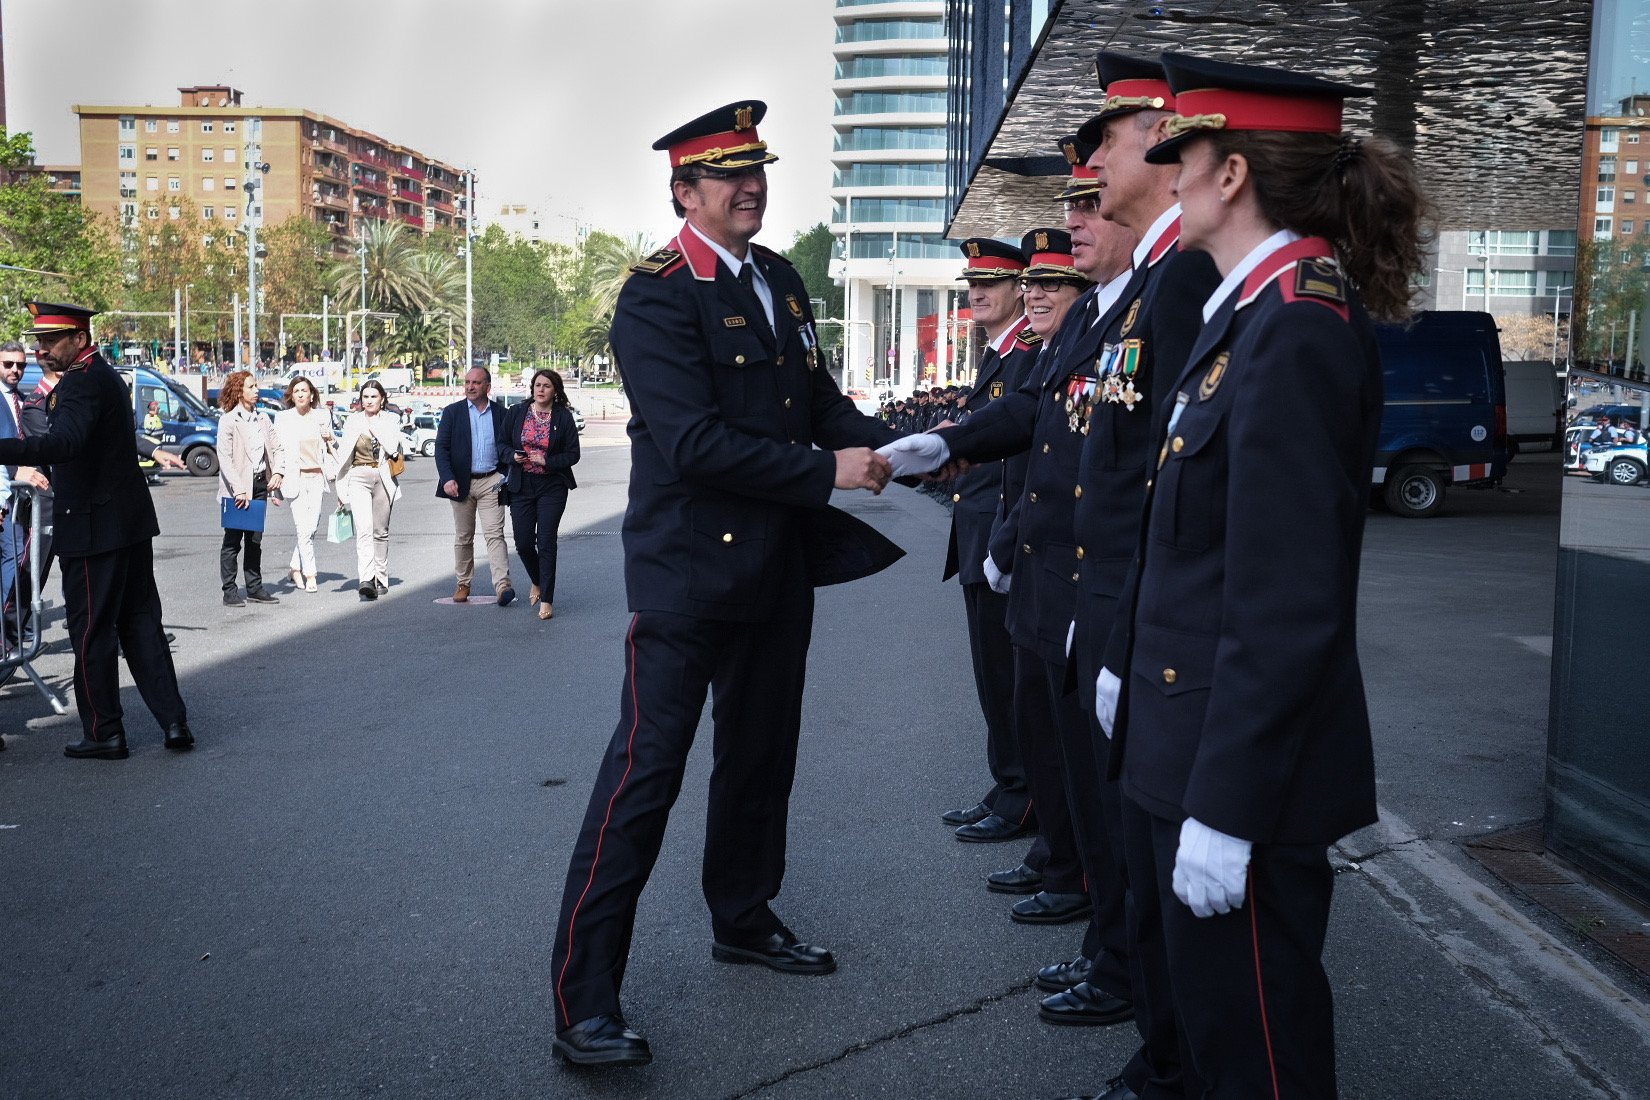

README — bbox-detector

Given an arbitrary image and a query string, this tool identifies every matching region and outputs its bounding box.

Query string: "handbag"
[326,505,354,544]
[387,452,406,479]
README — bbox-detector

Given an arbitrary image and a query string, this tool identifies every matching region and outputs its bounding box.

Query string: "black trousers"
[1129,804,1337,1098]
[509,481,569,602]
[551,592,815,1029]
[1035,654,1131,1001]
[962,581,1031,822]
[61,539,186,741]
[220,476,268,594]
[1013,644,1083,895]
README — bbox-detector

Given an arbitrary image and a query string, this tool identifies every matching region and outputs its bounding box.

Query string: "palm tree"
[376,310,445,364]
[410,246,464,316]
[329,219,427,314]
[585,231,653,321]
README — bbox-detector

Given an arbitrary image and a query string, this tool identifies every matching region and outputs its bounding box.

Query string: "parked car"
[1575,403,1648,427]
[1502,361,1565,452]
[401,413,438,458]
[1585,439,1649,485]
[1564,424,1594,475]
[1371,311,1510,518]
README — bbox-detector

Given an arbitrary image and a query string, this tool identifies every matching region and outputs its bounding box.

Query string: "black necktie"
[737,264,755,293]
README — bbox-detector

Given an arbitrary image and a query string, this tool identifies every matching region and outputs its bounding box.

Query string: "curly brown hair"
[218,370,255,411]
[1208,130,1432,322]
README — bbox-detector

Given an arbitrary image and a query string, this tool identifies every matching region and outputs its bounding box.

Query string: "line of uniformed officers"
[883,50,1427,1099]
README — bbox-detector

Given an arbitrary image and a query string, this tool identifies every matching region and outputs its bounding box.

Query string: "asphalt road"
[2,426,1648,1098]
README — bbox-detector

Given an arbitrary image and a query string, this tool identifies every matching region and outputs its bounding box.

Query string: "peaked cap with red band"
[23,301,96,337]
[1020,228,1088,284]
[653,100,779,171]
[1057,134,1102,202]
[1145,52,1371,165]
[957,237,1027,282]
[1077,52,1176,143]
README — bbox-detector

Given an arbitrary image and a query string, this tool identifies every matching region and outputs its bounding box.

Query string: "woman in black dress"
[500,369,580,620]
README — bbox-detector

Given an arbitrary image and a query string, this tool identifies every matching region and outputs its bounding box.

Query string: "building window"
[1627,191,1639,204]
[1624,221,1636,234]
[147,207,159,221]
[202,148,215,162]
[1624,250,1634,263]
[1547,270,1575,294]
[168,177,181,192]
[119,144,135,163]
[1548,230,1578,256]
[248,119,261,137]
[118,116,136,135]
[167,147,179,161]
[168,205,181,220]
[202,178,214,192]
[1600,157,1618,182]
[1599,185,1616,204]
[1630,131,1642,145]
[225,178,236,190]
[201,121,214,133]
[146,176,159,192]
[203,206,215,220]
[1629,160,1641,175]
[120,202,137,224]
[225,121,237,133]
[1597,216,1614,236]
[119,171,136,198]
[225,208,236,220]
[166,120,179,134]
[144,119,157,133]
[145,147,157,161]
[224,147,238,164]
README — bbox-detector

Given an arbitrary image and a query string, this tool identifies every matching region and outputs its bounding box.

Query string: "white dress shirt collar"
[1202,228,1303,323]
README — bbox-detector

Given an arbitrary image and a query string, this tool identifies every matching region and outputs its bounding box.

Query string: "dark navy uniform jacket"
[1074,220,1220,605]
[944,316,1040,585]
[1109,237,1382,845]
[611,225,901,623]
[0,349,158,558]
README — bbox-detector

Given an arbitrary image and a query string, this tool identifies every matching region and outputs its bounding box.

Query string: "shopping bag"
[220,498,267,533]
[326,506,354,544]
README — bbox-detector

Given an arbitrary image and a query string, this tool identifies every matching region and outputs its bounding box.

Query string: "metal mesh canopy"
[949,0,1591,238]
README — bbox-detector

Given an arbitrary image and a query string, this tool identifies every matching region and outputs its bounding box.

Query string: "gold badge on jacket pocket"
[1198,352,1229,402]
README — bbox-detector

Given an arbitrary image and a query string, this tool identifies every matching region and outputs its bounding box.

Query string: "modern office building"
[829,0,967,393]
[1428,229,1576,320]
[75,85,469,259]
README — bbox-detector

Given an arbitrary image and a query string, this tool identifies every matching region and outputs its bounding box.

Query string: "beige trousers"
[451,471,512,593]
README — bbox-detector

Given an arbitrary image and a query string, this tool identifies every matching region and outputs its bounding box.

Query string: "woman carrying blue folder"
[218,370,285,607]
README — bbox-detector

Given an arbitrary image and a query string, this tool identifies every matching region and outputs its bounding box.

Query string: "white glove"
[983,555,1011,594]
[877,433,951,477]
[1095,667,1120,738]
[1065,620,1076,658]
[1172,817,1252,918]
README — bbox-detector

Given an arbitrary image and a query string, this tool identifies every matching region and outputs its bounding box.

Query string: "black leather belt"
[471,470,496,477]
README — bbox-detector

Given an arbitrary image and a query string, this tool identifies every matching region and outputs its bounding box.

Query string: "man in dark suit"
[550,100,901,1068]
[0,342,26,648]
[433,367,514,605]
[0,303,192,759]
[940,239,1044,854]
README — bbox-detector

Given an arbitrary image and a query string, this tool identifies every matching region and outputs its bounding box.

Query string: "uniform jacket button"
[1042,443,1050,454]
[1171,436,1184,453]
[1076,546,1085,560]
[735,354,746,365]
[1163,668,1177,684]
[1023,544,1033,555]
[1029,491,1038,503]
[722,532,733,543]
[776,354,786,366]
[783,398,792,408]
[1074,485,1083,499]
[952,493,961,502]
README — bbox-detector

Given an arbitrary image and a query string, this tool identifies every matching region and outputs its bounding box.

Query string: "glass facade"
[835,55,948,79]
[832,198,947,223]
[834,162,946,188]
[836,18,944,43]
[834,126,947,151]
[845,232,954,259]
[834,91,949,116]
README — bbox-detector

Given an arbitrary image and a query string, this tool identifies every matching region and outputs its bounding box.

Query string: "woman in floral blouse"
[499,369,580,620]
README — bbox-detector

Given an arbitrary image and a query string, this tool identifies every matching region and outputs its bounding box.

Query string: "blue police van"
[1372,311,1510,518]
[20,357,221,476]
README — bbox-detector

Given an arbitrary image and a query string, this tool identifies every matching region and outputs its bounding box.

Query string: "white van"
[1502,360,1564,452]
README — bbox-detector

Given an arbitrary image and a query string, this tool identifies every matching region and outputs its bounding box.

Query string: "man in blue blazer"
[0,342,26,648]
[434,367,514,605]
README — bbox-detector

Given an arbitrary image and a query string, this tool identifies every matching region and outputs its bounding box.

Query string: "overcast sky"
[5,0,839,250]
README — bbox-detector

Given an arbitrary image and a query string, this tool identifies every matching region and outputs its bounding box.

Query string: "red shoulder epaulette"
[1146,215,1182,267]
[630,243,686,278]
[1006,316,1042,352]
[1237,237,1349,320]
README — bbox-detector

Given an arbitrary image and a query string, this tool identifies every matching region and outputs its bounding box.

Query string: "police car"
[1584,438,1649,486]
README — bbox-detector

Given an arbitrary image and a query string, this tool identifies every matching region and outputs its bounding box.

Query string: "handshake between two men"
[832,430,968,494]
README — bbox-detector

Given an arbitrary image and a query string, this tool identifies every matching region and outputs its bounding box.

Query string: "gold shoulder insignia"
[48,392,58,411]
[1020,330,1044,345]
[1293,258,1345,304]
[630,247,682,276]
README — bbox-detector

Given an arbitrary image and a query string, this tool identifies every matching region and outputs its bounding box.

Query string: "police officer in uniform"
[1092,53,1426,1096]
[0,303,192,759]
[549,102,903,1068]
[941,238,1045,849]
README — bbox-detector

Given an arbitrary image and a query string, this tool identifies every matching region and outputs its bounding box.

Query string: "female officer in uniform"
[1090,53,1426,1098]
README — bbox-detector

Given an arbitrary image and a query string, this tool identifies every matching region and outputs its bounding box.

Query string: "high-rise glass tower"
[830,0,964,394]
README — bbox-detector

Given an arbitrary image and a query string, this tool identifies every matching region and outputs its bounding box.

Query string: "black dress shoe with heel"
[987,862,1044,894]
[1039,981,1135,1026]
[246,590,280,604]
[552,1014,651,1067]
[941,801,992,826]
[1035,955,1092,992]
[164,721,195,751]
[1010,891,1092,925]
[955,813,1030,843]
[64,733,129,760]
[711,930,836,975]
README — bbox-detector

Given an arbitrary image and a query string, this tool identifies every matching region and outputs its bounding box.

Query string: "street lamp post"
[465,169,475,375]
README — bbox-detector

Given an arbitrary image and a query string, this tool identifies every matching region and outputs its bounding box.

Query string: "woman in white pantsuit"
[328,380,404,601]
[273,376,335,593]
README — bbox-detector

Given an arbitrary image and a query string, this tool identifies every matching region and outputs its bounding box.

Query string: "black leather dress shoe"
[711,930,837,975]
[64,733,129,760]
[552,1014,651,1067]
[359,583,378,601]
[223,591,245,607]
[941,801,992,826]
[246,590,280,604]
[1053,1077,1139,1100]
[164,721,195,752]
[1034,955,1092,993]
[1010,891,1093,925]
[987,862,1044,895]
[955,813,1030,843]
[1039,981,1135,1026]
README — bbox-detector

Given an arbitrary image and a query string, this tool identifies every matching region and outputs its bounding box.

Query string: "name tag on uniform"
[723,316,747,328]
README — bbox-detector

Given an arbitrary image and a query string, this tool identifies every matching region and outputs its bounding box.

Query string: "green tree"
[584,231,653,320]
[259,216,333,355]
[1577,236,1650,365]
[471,223,562,363]
[0,128,121,334]
[329,219,429,313]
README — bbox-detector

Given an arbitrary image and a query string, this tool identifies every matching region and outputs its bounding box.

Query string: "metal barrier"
[0,482,68,713]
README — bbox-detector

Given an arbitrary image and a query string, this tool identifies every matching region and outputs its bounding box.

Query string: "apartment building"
[1580,94,1650,244]
[75,85,468,256]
